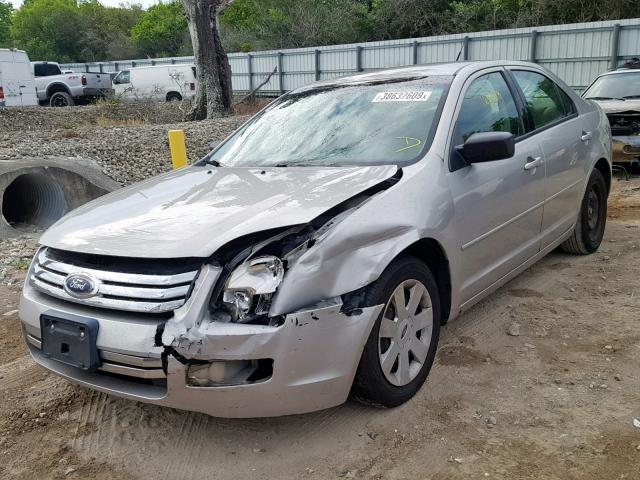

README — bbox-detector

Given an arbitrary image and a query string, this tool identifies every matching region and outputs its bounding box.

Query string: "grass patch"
[10,259,30,270]
[93,97,124,106]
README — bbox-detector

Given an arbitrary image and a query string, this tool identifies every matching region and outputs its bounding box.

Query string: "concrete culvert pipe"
[2,173,68,230]
[0,159,120,237]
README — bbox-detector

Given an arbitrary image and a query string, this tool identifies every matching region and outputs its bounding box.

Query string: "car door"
[113,70,132,99]
[447,69,546,306]
[509,69,586,249]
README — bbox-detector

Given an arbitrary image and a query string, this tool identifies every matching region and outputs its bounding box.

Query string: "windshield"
[583,72,640,100]
[206,76,451,167]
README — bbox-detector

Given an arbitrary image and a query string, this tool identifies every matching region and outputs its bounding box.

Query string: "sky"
[8,0,158,7]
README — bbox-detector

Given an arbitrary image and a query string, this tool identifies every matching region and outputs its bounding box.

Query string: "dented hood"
[40,165,398,258]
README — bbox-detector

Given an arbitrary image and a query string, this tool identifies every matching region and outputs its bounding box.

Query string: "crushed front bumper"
[20,270,382,418]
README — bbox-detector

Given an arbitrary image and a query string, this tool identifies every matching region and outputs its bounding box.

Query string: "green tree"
[0,1,13,48]
[10,0,82,62]
[220,0,375,51]
[130,1,189,57]
[367,0,449,40]
[77,0,144,61]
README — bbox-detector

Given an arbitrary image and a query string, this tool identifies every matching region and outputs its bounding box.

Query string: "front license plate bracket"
[40,311,100,371]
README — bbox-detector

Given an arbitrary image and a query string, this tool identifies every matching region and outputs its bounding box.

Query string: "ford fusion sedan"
[20,61,611,417]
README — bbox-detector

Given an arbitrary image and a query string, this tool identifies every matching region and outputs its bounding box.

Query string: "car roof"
[596,69,640,77]
[125,64,195,71]
[298,60,543,90]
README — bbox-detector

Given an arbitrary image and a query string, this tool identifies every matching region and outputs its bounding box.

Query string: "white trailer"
[112,64,197,102]
[0,49,38,107]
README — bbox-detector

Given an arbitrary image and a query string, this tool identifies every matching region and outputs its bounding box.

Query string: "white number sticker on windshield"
[372,91,432,102]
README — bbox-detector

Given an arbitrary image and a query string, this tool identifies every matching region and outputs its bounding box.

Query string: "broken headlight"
[221,256,284,322]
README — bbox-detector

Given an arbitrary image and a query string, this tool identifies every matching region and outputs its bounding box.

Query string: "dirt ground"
[1,176,639,480]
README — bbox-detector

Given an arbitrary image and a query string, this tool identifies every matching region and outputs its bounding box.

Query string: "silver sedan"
[20,61,611,417]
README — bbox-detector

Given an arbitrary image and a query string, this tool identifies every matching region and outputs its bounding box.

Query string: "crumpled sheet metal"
[269,162,457,317]
[161,304,384,417]
[161,264,222,348]
[159,295,385,417]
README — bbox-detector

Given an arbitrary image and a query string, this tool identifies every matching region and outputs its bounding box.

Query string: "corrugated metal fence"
[61,18,640,94]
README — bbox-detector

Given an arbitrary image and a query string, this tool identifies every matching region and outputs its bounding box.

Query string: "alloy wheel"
[378,279,433,387]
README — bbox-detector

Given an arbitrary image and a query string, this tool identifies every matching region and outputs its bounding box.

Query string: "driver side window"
[115,70,130,84]
[453,72,522,148]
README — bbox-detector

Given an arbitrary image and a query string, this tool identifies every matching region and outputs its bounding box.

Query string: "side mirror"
[456,131,515,164]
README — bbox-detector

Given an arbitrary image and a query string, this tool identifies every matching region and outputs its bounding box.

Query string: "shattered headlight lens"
[221,256,284,322]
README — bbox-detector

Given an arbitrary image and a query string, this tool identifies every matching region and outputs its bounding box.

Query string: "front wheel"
[561,168,607,254]
[352,255,441,408]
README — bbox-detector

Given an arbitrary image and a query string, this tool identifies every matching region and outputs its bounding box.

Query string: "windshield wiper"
[622,95,640,99]
[586,96,626,101]
[204,158,223,167]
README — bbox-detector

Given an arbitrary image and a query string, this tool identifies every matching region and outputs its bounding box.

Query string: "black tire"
[561,168,607,254]
[352,255,441,408]
[166,92,182,102]
[49,91,74,107]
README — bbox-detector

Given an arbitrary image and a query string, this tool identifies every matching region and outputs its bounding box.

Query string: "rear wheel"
[561,168,607,254]
[166,92,182,102]
[352,255,440,407]
[49,91,74,107]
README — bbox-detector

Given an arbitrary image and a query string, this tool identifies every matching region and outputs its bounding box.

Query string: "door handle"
[524,156,543,171]
[581,131,592,142]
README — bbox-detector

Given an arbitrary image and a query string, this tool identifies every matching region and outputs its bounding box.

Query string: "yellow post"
[168,129,188,169]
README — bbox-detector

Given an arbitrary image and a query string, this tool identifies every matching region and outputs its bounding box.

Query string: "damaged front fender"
[269,162,456,316]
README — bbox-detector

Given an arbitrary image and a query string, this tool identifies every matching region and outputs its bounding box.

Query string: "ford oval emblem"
[63,273,99,299]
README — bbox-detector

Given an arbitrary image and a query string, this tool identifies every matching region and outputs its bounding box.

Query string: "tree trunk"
[181,0,233,120]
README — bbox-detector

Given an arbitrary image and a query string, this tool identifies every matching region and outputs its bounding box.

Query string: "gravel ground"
[0,102,194,130]
[0,235,36,287]
[0,103,247,185]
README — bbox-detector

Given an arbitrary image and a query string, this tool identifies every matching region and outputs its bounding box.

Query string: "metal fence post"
[171,58,176,65]
[610,23,621,70]
[412,41,419,65]
[314,49,321,81]
[114,62,119,72]
[99,63,104,73]
[530,30,539,63]
[277,52,284,94]
[247,53,253,91]
[356,45,363,72]
[132,61,137,68]
[462,36,470,61]
[151,60,156,66]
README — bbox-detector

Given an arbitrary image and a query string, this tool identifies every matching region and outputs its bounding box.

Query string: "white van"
[112,64,197,102]
[0,49,38,107]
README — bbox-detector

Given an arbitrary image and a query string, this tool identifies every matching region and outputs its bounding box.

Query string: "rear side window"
[511,70,571,130]
[34,63,61,77]
[557,87,577,115]
[453,72,522,146]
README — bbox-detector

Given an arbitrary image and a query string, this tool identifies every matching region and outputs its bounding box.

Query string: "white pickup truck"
[31,61,114,107]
